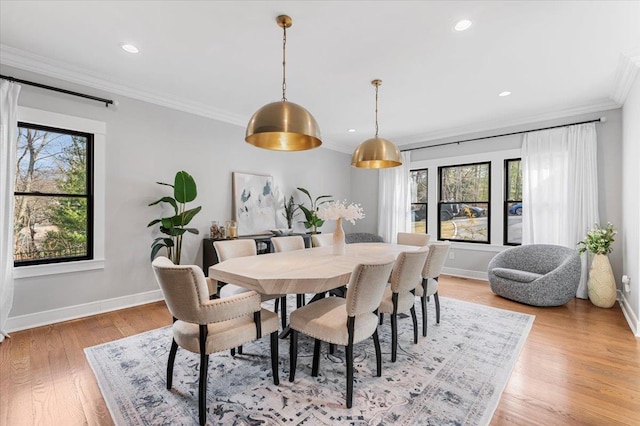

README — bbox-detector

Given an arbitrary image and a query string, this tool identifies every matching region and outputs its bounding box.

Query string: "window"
[410,169,428,234]
[438,162,490,243]
[504,158,522,245]
[14,122,93,266]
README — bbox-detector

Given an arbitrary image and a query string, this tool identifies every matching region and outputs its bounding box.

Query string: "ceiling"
[1,1,639,153]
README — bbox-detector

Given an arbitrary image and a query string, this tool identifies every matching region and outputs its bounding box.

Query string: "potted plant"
[577,222,617,308]
[297,187,332,234]
[148,171,202,264]
[282,195,300,231]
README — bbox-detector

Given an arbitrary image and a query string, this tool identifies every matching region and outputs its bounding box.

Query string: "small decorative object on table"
[577,222,617,308]
[226,220,238,239]
[317,200,365,255]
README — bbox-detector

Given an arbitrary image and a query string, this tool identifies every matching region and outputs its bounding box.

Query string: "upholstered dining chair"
[397,232,430,246]
[151,256,279,426]
[378,248,429,362]
[415,241,451,336]
[272,235,307,308]
[311,233,334,247]
[214,239,287,332]
[288,258,395,408]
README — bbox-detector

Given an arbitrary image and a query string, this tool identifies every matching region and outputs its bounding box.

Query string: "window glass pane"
[505,159,523,245]
[15,127,88,194]
[439,162,490,243]
[411,204,426,233]
[14,195,89,262]
[410,170,427,203]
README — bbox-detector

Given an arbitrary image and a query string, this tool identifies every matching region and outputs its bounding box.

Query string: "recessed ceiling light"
[348,128,356,133]
[121,43,139,54]
[454,19,472,32]
[498,91,512,97]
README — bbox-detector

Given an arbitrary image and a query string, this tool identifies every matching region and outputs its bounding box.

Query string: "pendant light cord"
[282,25,287,102]
[374,83,379,137]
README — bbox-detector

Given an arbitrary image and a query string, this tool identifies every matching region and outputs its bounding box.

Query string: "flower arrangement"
[317,200,365,225]
[577,222,616,255]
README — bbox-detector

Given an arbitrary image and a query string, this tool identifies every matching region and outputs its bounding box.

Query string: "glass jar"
[210,221,220,239]
[226,220,237,238]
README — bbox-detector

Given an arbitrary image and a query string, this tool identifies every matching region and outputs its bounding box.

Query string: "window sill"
[14,259,105,279]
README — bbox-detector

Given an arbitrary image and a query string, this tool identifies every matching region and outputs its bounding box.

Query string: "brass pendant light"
[351,79,402,168]
[245,15,322,151]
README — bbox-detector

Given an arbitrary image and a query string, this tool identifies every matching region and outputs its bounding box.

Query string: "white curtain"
[0,81,20,342]
[378,151,411,243]
[521,123,599,298]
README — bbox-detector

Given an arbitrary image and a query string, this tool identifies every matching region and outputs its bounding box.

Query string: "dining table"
[207,242,421,297]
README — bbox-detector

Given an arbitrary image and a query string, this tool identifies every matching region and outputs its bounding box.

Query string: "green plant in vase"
[297,187,332,234]
[282,195,300,231]
[148,171,202,264]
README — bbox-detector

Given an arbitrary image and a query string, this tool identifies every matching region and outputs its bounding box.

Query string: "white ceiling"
[1,1,639,153]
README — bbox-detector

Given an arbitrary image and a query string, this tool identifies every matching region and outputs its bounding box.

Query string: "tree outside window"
[504,158,522,245]
[438,162,490,243]
[14,123,93,265]
[410,169,427,234]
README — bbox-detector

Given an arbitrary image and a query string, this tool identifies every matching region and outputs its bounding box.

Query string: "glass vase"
[333,217,346,255]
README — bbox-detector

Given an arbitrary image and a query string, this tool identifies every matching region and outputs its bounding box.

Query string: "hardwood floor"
[1,276,638,425]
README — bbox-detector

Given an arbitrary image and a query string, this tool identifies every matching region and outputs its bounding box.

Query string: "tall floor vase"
[333,217,346,256]
[587,254,617,308]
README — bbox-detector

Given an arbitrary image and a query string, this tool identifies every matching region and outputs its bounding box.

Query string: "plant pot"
[587,254,617,308]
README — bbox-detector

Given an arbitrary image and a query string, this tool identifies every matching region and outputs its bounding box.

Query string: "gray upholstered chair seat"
[345,233,384,244]
[487,244,581,307]
[289,297,379,346]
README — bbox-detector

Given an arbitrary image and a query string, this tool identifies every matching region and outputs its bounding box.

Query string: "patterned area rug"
[85,297,534,425]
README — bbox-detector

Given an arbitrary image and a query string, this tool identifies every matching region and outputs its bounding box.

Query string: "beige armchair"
[415,241,450,336]
[397,232,430,246]
[152,257,279,426]
[378,248,429,362]
[288,258,395,408]
[311,233,334,247]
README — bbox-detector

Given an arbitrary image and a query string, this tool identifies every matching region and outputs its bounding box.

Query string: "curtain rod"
[0,74,115,107]
[401,117,606,152]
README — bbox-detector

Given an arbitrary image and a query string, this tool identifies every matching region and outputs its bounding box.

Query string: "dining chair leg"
[346,343,354,408]
[379,313,384,325]
[230,348,235,356]
[270,331,279,385]
[289,329,298,382]
[372,329,382,377]
[280,296,287,330]
[329,344,335,355]
[198,325,208,426]
[410,305,418,344]
[434,291,441,324]
[238,345,243,355]
[391,312,398,362]
[421,281,428,337]
[167,339,178,389]
[274,297,280,313]
[312,339,322,377]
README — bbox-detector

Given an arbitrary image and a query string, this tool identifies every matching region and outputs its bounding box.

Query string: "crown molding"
[395,99,620,147]
[610,51,640,105]
[0,45,246,126]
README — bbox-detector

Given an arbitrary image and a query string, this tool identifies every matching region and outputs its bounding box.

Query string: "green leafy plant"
[577,222,616,255]
[297,187,332,234]
[148,171,202,264]
[282,195,300,229]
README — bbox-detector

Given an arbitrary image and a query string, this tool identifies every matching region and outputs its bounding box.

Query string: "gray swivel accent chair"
[487,244,581,306]
[345,233,384,243]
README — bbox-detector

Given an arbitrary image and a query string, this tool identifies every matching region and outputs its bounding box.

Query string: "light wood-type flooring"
[1,276,638,425]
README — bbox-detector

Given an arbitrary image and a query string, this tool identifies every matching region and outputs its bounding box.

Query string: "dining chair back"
[152,256,279,426]
[311,233,334,247]
[397,232,430,246]
[416,241,451,336]
[272,235,305,252]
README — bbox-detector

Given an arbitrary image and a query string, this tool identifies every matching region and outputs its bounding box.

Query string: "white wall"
[4,66,354,329]
[621,72,640,335]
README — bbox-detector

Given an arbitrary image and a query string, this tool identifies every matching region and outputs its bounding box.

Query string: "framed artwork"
[232,172,277,236]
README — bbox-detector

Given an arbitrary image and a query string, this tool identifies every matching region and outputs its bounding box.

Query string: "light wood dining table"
[207,242,421,296]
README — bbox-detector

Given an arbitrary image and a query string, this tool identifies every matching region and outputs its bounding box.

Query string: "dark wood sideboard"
[202,234,312,276]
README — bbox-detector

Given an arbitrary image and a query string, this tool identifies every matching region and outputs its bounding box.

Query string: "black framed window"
[14,122,94,266]
[438,162,490,243]
[504,158,522,245]
[410,169,428,234]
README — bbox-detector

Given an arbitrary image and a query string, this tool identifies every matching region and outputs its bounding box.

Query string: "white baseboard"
[618,290,639,337]
[6,289,164,333]
[442,267,488,281]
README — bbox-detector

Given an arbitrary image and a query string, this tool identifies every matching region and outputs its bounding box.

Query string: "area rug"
[85,297,534,425]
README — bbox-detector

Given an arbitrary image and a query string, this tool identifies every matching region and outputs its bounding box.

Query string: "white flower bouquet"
[577,222,616,255]
[317,200,365,225]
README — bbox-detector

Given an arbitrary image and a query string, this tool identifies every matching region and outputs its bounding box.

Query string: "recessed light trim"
[498,91,512,97]
[121,43,139,54]
[454,19,472,32]
[348,128,356,133]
